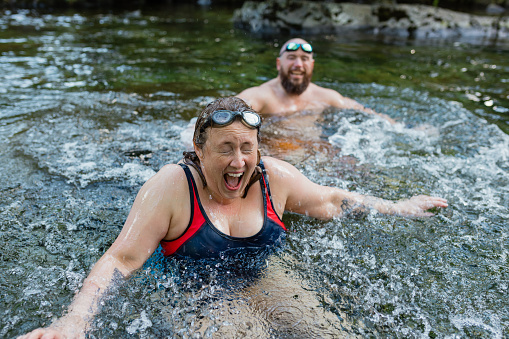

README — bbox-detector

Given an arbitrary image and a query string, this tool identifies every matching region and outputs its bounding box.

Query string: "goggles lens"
[285,42,313,53]
[209,110,261,129]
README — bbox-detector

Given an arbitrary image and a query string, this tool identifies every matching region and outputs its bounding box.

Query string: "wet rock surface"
[233,0,508,42]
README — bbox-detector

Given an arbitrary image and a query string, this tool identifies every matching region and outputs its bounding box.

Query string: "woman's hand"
[392,195,448,217]
[18,327,67,339]
[18,314,87,339]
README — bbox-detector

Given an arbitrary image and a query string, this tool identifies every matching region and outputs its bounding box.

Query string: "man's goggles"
[203,110,261,130]
[284,42,313,54]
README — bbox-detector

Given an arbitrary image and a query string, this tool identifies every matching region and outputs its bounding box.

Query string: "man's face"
[277,49,314,95]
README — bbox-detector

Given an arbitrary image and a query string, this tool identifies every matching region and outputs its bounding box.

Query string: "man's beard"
[280,69,311,95]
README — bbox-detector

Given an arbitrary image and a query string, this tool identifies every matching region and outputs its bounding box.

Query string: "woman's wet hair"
[193,96,261,148]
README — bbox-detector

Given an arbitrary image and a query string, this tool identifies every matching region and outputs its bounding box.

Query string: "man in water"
[237,37,395,123]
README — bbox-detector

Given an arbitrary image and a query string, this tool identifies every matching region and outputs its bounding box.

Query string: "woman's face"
[195,121,259,202]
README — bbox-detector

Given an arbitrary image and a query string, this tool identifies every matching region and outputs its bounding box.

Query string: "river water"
[1,4,508,338]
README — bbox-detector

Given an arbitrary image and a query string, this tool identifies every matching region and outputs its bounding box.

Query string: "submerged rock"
[486,3,505,15]
[233,0,509,42]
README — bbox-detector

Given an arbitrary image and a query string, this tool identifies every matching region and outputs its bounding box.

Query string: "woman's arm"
[17,251,137,339]
[19,164,187,339]
[302,188,448,219]
[264,157,447,220]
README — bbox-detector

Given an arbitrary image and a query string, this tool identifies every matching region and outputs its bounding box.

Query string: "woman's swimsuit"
[160,161,286,259]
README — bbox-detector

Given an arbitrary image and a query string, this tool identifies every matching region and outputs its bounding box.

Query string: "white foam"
[126,310,153,334]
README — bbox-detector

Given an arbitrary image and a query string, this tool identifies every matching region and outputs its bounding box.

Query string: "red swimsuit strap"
[260,163,286,230]
[160,164,205,256]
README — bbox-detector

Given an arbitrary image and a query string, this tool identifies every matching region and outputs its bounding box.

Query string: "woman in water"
[21,96,447,338]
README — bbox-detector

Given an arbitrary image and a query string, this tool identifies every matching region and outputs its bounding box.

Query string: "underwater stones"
[233,0,509,42]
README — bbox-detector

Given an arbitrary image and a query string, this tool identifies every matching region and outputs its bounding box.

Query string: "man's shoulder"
[237,79,279,112]
[238,78,278,95]
[305,82,343,105]
[309,82,341,97]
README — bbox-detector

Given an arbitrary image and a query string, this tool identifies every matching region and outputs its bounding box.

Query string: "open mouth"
[224,172,243,190]
[289,70,305,82]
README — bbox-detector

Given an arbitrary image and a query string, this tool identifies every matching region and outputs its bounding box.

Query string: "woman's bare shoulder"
[261,156,300,181]
[143,163,188,193]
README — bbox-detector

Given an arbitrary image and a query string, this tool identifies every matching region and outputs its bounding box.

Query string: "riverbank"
[234,1,508,43]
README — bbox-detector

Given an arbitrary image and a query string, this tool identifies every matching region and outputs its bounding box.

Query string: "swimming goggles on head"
[203,110,261,130]
[283,42,313,54]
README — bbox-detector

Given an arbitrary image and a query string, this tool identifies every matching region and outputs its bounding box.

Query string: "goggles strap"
[242,165,262,199]
[183,151,207,188]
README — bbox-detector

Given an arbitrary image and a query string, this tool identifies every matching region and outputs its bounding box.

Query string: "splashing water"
[0,7,508,339]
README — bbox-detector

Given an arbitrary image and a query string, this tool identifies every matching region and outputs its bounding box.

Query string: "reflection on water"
[1,5,508,338]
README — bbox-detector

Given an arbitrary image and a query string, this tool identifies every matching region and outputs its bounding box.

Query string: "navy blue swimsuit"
[160,161,286,259]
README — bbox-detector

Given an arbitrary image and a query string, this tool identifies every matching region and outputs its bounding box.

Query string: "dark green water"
[1,4,508,338]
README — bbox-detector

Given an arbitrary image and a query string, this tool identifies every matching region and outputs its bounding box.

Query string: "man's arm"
[19,165,184,339]
[325,88,397,124]
[264,156,447,220]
